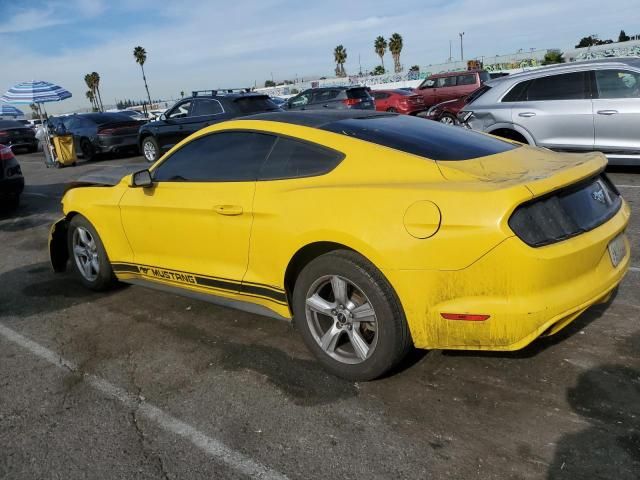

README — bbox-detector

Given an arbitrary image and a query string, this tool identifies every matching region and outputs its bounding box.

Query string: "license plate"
[608,234,627,268]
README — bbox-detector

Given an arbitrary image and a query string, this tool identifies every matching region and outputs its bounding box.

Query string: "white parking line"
[23,192,58,199]
[630,266,640,273]
[0,323,288,480]
[616,184,640,188]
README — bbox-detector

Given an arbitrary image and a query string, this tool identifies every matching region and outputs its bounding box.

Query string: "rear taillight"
[0,131,8,137]
[342,98,362,106]
[98,128,115,135]
[0,146,13,160]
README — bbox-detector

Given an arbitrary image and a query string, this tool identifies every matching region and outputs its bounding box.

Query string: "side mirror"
[131,169,153,188]
[159,113,167,121]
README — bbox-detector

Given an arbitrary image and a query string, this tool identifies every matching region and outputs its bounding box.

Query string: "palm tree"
[374,36,387,70]
[180,91,185,98]
[333,45,347,77]
[90,72,104,111]
[388,33,404,73]
[86,90,96,110]
[84,74,98,111]
[133,46,153,108]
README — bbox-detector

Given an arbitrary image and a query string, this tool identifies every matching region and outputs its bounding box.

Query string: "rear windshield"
[233,96,279,114]
[0,120,23,129]
[321,114,517,161]
[347,88,371,99]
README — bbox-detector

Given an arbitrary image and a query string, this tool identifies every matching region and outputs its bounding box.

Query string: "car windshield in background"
[479,71,491,83]
[347,88,371,99]
[0,120,23,129]
[233,96,279,114]
[82,113,136,124]
[321,114,517,161]
[466,85,492,103]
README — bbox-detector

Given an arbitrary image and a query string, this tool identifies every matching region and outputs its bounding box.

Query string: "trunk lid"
[436,146,608,197]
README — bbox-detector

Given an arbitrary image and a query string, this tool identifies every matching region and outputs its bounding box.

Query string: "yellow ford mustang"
[49,111,630,380]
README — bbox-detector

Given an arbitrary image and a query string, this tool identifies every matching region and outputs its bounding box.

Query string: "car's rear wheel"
[292,250,412,381]
[439,113,457,125]
[386,107,397,113]
[67,215,115,291]
[142,136,159,162]
[80,138,96,161]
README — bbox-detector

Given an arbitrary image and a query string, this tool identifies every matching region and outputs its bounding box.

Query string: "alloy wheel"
[305,275,378,364]
[72,226,100,282]
[143,140,156,162]
[439,115,455,125]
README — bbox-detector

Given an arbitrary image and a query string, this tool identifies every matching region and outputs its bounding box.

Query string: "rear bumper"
[96,134,139,152]
[0,177,25,197]
[5,139,37,150]
[386,201,631,350]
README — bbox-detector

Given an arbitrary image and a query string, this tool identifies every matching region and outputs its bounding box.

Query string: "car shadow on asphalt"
[546,358,640,479]
[440,289,618,360]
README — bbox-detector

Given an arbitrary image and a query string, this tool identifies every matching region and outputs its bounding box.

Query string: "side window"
[525,72,587,101]
[166,101,192,119]
[290,92,312,107]
[153,132,276,182]
[372,92,389,100]
[457,74,476,86]
[312,90,340,103]
[259,137,344,180]
[502,80,531,102]
[436,76,456,88]
[192,99,224,116]
[596,70,640,99]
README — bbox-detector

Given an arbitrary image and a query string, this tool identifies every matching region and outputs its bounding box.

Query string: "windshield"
[321,114,517,161]
[347,88,371,99]
[0,120,23,129]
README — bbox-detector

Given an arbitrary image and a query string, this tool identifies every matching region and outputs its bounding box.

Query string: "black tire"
[386,107,397,113]
[7,194,20,210]
[141,136,160,162]
[67,215,115,291]
[292,250,412,381]
[80,138,96,161]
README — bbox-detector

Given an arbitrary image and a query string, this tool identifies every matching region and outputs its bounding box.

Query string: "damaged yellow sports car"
[49,111,630,380]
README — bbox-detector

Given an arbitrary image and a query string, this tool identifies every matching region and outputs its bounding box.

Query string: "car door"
[434,75,458,103]
[509,71,594,150]
[455,73,479,98]
[311,89,342,109]
[188,98,226,132]
[416,78,437,106]
[372,91,389,111]
[592,69,640,155]
[155,100,193,150]
[118,131,276,288]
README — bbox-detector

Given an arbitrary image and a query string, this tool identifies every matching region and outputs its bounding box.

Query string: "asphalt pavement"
[1,152,639,479]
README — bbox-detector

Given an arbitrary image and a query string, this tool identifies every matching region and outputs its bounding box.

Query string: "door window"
[436,76,456,88]
[153,131,276,182]
[595,70,640,99]
[289,92,312,107]
[259,137,344,180]
[192,99,224,116]
[456,74,476,86]
[166,101,192,119]
[311,90,341,103]
[525,72,588,101]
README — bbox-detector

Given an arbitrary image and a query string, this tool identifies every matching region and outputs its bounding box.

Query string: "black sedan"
[52,113,146,161]
[0,144,24,210]
[0,120,38,153]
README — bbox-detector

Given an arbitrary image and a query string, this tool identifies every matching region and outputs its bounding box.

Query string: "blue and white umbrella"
[0,104,23,117]
[1,80,71,104]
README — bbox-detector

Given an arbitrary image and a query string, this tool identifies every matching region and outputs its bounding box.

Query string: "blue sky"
[1,0,638,113]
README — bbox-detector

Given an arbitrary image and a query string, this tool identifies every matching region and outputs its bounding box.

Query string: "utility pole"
[459,32,465,61]
[358,54,362,75]
[449,40,452,62]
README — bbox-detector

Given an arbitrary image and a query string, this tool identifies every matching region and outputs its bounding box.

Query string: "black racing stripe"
[194,275,243,293]
[111,263,140,273]
[240,283,287,303]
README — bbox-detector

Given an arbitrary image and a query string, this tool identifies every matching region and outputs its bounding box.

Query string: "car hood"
[436,146,607,197]
[65,163,148,191]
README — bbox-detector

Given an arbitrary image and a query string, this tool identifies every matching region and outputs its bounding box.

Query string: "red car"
[424,85,490,125]
[413,70,490,107]
[371,89,425,115]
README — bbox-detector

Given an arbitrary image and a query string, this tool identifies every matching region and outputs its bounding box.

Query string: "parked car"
[49,110,629,381]
[0,120,38,153]
[424,85,491,125]
[117,110,148,121]
[460,58,640,165]
[138,90,281,162]
[413,70,491,107]
[285,86,375,111]
[270,96,288,107]
[371,89,425,114]
[51,112,145,161]
[0,145,24,209]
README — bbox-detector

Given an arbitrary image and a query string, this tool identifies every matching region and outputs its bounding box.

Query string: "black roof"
[241,110,395,128]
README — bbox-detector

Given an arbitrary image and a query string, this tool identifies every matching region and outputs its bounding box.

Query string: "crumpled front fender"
[49,217,69,272]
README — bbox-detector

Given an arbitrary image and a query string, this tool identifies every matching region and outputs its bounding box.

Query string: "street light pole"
[459,32,465,61]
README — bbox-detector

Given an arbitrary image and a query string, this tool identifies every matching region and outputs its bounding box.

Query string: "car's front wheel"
[439,113,457,125]
[141,136,160,162]
[67,215,115,291]
[293,250,412,381]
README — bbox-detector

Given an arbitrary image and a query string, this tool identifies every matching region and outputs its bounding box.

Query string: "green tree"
[409,65,420,73]
[374,36,387,70]
[86,90,97,111]
[180,90,185,98]
[133,46,153,108]
[334,45,347,77]
[372,65,386,76]
[388,33,403,73]
[619,30,630,42]
[264,80,276,87]
[542,50,564,65]
[84,74,98,111]
[90,72,103,111]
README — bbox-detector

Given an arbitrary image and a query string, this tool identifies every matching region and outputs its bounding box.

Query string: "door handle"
[214,205,243,216]
[518,112,536,118]
[597,110,618,115]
